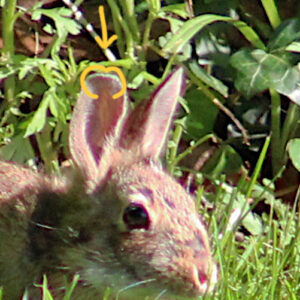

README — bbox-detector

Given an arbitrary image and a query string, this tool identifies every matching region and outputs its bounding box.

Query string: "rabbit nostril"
[198,271,207,285]
[191,265,207,289]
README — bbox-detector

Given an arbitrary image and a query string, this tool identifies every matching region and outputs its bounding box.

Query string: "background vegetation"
[0,0,299,299]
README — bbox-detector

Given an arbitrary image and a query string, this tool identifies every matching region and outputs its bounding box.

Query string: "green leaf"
[231,49,269,97]
[242,210,264,235]
[287,138,300,171]
[163,14,265,54]
[231,48,300,104]
[273,65,300,105]
[0,134,35,163]
[185,88,219,139]
[49,92,67,123]
[268,19,300,51]
[261,0,281,29]
[162,4,189,19]
[286,41,300,53]
[24,90,52,137]
[38,64,56,88]
[0,67,15,79]
[31,8,81,37]
[202,145,243,177]
[188,61,228,97]
[18,57,57,80]
[165,16,185,33]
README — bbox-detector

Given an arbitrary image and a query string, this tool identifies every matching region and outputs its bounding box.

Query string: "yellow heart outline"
[80,65,126,99]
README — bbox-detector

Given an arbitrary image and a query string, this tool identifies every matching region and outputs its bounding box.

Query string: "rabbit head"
[60,67,217,298]
[0,68,217,299]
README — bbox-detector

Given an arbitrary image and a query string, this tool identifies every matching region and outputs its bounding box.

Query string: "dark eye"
[123,203,150,230]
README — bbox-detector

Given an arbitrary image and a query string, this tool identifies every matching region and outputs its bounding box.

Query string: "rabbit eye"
[123,203,150,230]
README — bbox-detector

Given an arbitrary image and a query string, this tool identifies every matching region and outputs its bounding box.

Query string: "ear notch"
[69,72,128,182]
[122,67,185,159]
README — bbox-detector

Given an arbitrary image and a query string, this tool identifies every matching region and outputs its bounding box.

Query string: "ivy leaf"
[268,18,300,51]
[185,88,219,139]
[231,48,300,105]
[287,138,300,171]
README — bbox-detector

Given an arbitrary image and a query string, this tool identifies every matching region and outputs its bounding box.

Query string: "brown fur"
[0,69,217,299]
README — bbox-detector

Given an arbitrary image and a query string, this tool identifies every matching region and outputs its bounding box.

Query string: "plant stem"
[167,120,184,174]
[173,134,215,167]
[142,10,155,48]
[281,102,300,153]
[1,0,17,115]
[119,0,140,42]
[270,88,282,177]
[108,0,135,60]
[143,0,161,49]
[36,124,57,172]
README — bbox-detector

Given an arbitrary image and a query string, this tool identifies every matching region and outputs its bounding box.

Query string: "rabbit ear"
[122,67,185,159]
[69,73,128,181]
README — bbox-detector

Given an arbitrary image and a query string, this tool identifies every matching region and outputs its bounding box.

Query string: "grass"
[0,0,300,299]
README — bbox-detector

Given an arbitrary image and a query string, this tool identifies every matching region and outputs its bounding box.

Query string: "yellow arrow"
[95,5,118,49]
[80,65,127,100]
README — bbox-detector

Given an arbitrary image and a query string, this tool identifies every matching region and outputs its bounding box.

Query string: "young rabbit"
[0,68,217,299]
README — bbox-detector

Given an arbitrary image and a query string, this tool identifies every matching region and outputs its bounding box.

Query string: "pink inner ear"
[84,82,126,163]
[121,67,185,159]
[69,73,128,181]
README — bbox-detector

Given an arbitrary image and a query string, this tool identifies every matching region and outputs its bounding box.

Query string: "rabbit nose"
[191,265,208,292]
[191,263,218,294]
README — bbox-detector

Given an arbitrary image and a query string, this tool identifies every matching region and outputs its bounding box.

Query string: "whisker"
[32,222,57,230]
[116,278,156,300]
[154,288,168,300]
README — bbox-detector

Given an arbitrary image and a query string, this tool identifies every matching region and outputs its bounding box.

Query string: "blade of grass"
[281,102,300,153]
[246,136,271,198]
[270,88,282,177]
[169,133,215,173]
[63,274,80,300]
[163,14,266,55]
[261,0,281,29]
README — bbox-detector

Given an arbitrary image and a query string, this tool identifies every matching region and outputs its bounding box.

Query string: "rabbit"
[0,67,218,300]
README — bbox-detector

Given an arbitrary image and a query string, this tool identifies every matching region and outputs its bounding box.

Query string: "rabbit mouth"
[118,263,218,299]
[191,262,218,295]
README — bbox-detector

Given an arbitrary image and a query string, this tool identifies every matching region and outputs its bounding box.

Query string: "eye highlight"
[123,203,150,230]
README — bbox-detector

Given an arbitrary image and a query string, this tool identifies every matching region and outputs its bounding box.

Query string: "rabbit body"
[0,69,217,299]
